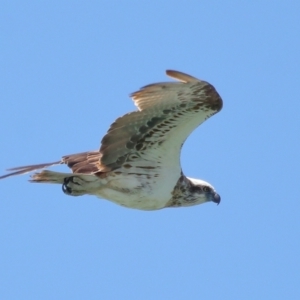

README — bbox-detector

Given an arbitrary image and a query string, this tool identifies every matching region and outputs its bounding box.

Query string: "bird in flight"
[1,70,223,210]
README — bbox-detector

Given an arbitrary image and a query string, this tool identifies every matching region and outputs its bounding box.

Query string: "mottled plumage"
[0,70,222,210]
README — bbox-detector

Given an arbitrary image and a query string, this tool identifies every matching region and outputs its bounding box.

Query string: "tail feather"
[30,170,74,184]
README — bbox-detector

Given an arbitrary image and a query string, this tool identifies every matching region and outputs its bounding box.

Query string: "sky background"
[1,1,300,299]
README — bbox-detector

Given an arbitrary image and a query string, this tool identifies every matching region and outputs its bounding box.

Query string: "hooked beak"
[212,193,221,205]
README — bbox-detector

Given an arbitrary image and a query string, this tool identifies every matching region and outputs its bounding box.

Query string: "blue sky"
[1,1,300,299]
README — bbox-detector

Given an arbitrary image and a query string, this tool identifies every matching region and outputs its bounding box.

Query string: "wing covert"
[99,70,222,171]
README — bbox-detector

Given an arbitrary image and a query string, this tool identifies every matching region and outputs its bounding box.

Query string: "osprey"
[0,70,223,210]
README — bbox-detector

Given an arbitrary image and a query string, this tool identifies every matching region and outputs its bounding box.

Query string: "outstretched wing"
[0,70,222,180]
[98,70,222,175]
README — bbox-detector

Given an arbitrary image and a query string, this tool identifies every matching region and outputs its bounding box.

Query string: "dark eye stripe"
[203,186,211,192]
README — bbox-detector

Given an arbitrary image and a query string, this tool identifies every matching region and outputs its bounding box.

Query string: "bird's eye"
[202,186,211,192]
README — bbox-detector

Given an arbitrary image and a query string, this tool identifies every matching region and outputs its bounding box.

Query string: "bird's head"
[186,177,221,206]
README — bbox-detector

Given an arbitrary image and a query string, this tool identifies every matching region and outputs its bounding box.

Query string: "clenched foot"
[62,176,86,196]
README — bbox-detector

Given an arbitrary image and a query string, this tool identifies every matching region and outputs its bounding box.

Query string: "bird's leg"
[62,176,86,196]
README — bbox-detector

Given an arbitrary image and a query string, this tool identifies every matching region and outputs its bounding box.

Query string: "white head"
[186,177,221,205]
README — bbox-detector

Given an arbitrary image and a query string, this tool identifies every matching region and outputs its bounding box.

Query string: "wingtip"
[0,169,31,180]
[165,70,199,82]
[0,161,61,180]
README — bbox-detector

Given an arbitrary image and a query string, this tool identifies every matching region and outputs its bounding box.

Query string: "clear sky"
[1,1,299,299]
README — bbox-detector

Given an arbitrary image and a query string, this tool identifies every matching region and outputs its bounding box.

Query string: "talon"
[62,183,72,194]
[62,176,83,196]
[62,177,72,194]
[64,177,70,184]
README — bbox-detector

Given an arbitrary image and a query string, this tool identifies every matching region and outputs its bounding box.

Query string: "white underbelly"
[94,169,180,210]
